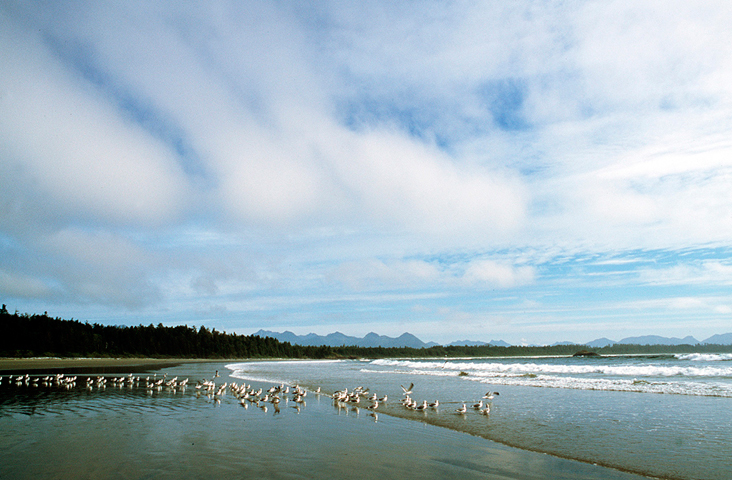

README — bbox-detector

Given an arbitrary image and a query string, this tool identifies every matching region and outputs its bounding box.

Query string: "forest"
[2,305,731,359]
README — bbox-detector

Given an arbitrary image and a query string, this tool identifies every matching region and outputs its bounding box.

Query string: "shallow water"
[0,361,653,480]
[227,355,732,480]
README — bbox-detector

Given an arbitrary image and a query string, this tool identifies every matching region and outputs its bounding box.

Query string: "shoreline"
[0,357,228,373]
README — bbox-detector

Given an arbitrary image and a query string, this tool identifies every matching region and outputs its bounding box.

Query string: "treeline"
[2,306,731,359]
[326,342,732,358]
[0,307,333,359]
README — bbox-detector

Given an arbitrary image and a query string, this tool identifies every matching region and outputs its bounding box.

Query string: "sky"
[2,1,732,346]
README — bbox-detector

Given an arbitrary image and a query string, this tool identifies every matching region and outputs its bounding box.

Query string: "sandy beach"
[0,357,230,373]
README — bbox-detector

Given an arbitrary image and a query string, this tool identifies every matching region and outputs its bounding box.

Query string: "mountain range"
[253,330,439,349]
[586,333,732,347]
[254,330,732,348]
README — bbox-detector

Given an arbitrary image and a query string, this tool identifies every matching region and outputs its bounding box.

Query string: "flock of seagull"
[396,382,499,417]
[1,371,499,420]
[197,377,313,412]
[0,372,190,392]
[317,381,499,419]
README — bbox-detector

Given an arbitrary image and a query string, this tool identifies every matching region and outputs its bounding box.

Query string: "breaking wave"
[367,356,732,397]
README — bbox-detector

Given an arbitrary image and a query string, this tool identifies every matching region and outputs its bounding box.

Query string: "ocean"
[1,354,730,479]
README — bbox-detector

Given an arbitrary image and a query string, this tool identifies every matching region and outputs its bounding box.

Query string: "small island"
[572,350,601,357]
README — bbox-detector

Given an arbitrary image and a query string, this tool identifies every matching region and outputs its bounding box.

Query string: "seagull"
[367,400,379,411]
[472,400,483,410]
[428,400,439,409]
[479,405,491,415]
[456,403,467,414]
[415,400,428,412]
[483,391,499,400]
[401,383,414,395]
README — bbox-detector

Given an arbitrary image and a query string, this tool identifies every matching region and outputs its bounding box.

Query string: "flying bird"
[400,383,414,395]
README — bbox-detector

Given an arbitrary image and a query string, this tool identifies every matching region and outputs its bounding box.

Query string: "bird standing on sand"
[456,403,467,414]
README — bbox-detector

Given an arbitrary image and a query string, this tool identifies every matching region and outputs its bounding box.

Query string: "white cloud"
[331,128,527,238]
[0,270,53,299]
[462,260,536,288]
[38,228,160,307]
[331,256,535,291]
[21,2,529,241]
[619,294,732,315]
[330,258,440,290]
[714,305,732,314]
[0,15,189,229]
[573,2,732,111]
[638,261,732,286]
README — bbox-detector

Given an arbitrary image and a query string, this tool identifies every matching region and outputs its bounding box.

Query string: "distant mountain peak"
[586,337,617,348]
[618,335,700,346]
[702,333,732,345]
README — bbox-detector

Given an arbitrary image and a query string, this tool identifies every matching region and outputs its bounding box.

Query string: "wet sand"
[0,357,227,373]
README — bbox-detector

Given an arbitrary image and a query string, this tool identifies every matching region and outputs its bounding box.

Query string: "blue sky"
[2,1,732,345]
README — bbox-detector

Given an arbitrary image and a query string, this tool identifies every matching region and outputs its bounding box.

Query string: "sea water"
[227,353,732,479]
